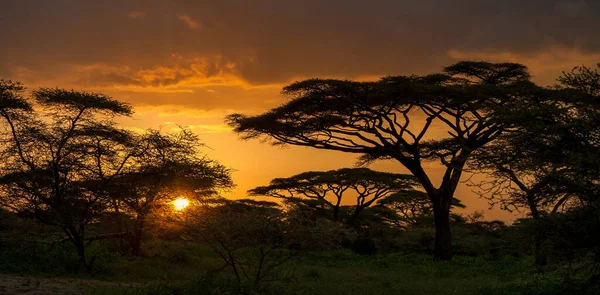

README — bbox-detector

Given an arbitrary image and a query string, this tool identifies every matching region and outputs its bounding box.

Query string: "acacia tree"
[469,63,600,266]
[108,129,234,255]
[227,61,544,260]
[0,87,135,266]
[248,168,418,224]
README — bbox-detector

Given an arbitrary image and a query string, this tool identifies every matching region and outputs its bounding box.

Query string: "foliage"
[249,168,419,223]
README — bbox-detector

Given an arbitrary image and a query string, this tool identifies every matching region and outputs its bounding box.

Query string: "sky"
[2,0,600,221]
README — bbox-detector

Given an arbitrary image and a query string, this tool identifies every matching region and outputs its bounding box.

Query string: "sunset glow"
[0,1,598,291]
[173,198,190,211]
[1,0,598,222]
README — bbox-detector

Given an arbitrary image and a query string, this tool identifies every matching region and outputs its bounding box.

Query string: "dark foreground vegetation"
[1,210,599,295]
[1,61,600,294]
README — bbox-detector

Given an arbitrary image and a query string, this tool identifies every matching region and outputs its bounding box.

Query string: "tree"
[469,63,600,266]
[180,198,339,289]
[227,61,544,260]
[0,87,135,266]
[248,168,418,224]
[107,128,234,255]
[468,112,572,266]
[373,190,465,229]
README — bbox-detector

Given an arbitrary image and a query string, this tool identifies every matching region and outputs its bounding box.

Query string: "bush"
[351,237,378,255]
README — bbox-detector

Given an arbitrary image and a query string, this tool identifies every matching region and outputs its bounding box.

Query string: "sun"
[173,198,190,211]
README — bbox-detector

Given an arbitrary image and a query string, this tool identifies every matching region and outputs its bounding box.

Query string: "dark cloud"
[1,0,598,87]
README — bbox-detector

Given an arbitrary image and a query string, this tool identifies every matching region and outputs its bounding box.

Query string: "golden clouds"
[70,55,246,91]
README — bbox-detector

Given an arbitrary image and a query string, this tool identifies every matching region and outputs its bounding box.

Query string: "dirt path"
[0,273,137,294]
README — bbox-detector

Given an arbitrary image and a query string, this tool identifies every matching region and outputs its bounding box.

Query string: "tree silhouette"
[180,198,340,289]
[469,63,600,266]
[107,128,233,255]
[227,61,544,260]
[248,168,418,224]
[0,87,135,266]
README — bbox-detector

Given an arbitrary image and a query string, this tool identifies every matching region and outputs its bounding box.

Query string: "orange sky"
[2,0,600,222]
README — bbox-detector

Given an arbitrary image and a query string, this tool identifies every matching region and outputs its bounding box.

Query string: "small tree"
[227,61,544,260]
[181,198,338,289]
[248,168,419,224]
[0,87,135,266]
[108,129,233,255]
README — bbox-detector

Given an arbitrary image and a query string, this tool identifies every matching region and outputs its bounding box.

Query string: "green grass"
[90,250,585,295]
[0,239,595,295]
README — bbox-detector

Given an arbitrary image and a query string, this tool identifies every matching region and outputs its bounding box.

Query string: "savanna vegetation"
[1,61,600,294]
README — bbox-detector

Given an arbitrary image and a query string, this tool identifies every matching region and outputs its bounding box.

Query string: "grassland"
[0,239,593,295]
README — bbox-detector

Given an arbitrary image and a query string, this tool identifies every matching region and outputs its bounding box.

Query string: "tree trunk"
[112,201,127,253]
[131,229,142,256]
[405,158,464,261]
[74,236,87,267]
[432,197,452,261]
[130,215,145,256]
[527,195,547,267]
[332,196,342,221]
[332,206,340,221]
[347,206,364,226]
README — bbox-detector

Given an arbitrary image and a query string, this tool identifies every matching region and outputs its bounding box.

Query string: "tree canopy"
[0,88,136,265]
[249,168,419,223]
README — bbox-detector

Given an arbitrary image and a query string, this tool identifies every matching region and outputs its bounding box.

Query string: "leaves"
[0,79,32,112]
[32,88,132,116]
[249,168,420,223]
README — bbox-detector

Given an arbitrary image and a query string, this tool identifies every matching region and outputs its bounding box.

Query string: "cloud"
[3,0,600,88]
[177,14,201,30]
[67,55,246,90]
[128,11,145,19]
[553,1,589,17]
[447,46,600,84]
[2,0,600,104]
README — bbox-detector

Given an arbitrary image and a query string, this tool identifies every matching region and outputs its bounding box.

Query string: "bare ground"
[0,273,137,295]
